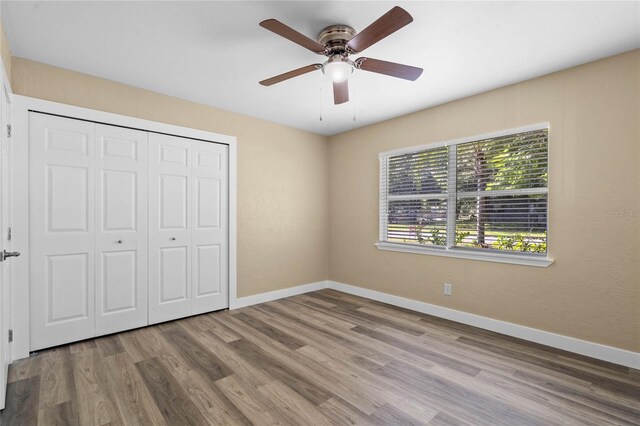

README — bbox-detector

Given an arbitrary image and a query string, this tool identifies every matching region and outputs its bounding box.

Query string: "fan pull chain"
[352,71,357,122]
[319,71,324,122]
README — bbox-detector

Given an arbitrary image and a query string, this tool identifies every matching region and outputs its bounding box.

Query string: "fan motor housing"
[318,25,356,55]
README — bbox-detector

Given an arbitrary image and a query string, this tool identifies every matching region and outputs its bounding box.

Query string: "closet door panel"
[95,124,148,335]
[191,142,228,314]
[29,113,96,351]
[148,133,192,324]
[160,174,188,228]
[160,246,189,302]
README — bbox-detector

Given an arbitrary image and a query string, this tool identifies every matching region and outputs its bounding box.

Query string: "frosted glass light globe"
[323,60,353,83]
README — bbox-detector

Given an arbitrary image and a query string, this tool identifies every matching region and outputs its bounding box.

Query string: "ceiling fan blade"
[356,57,423,81]
[346,6,413,53]
[259,64,321,86]
[333,80,349,105]
[260,19,326,54]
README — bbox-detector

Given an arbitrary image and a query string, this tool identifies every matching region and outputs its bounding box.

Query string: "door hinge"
[8,330,13,343]
[6,124,11,138]
[7,227,11,241]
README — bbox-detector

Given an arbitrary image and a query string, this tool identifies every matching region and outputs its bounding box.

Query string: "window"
[378,124,551,267]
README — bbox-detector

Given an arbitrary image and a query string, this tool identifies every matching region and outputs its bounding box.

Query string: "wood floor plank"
[72,351,124,426]
[350,308,427,337]
[317,396,377,426]
[227,338,333,406]
[38,350,76,408]
[215,374,290,425]
[475,370,635,425]
[228,319,390,415]
[296,344,407,413]
[293,294,336,308]
[135,357,209,425]
[233,309,306,350]
[38,400,80,426]
[252,303,367,362]
[428,411,470,426]
[222,310,396,413]
[354,299,426,322]
[258,380,335,424]
[7,356,42,384]
[175,369,253,425]
[223,311,395,415]
[102,353,168,426]
[95,335,125,358]
[376,359,549,425]
[356,306,440,337]
[278,298,359,330]
[4,289,638,425]
[303,297,384,329]
[69,339,98,355]
[352,325,482,376]
[178,321,274,388]
[388,396,441,424]
[265,300,395,365]
[184,314,242,343]
[457,335,640,400]
[307,291,365,310]
[0,376,40,425]
[369,403,425,425]
[162,325,234,382]
[138,327,193,379]
[509,369,640,423]
[116,330,154,363]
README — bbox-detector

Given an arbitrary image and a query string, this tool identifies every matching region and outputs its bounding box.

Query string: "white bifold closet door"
[29,113,229,351]
[29,114,149,350]
[94,124,148,336]
[148,133,228,324]
[29,114,97,350]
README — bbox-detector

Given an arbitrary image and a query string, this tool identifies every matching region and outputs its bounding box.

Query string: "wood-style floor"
[1,289,639,425]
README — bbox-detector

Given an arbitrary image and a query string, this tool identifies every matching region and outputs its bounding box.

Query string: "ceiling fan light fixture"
[322,58,353,83]
[258,7,423,105]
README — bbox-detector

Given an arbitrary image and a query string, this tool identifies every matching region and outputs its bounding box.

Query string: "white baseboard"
[228,279,639,369]
[327,281,640,369]
[232,280,329,309]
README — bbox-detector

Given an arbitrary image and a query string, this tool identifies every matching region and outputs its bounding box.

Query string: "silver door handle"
[0,250,20,262]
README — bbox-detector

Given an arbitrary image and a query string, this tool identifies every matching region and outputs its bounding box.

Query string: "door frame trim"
[11,95,238,360]
[0,53,13,411]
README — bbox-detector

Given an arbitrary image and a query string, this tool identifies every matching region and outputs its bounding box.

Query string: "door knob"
[117,240,123,244]
[0,250,20,262]
[170,237,176,241]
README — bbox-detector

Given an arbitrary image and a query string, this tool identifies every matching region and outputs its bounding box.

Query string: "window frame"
[377,123,553,267]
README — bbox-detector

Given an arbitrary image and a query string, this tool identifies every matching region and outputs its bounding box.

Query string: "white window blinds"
[379,126,548,258]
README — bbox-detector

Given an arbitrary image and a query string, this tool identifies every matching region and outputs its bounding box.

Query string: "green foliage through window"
[384,128,548,255]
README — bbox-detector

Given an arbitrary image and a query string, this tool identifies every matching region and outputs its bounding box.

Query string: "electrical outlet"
[444,283,452,296]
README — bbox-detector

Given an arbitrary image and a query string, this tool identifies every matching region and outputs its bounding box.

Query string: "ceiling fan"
[258,6,423,105]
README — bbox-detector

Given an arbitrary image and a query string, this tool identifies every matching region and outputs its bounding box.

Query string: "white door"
[148,134,229,323]
[191,142,228,314]
[94,124,148,336]
[148,133,193,324]
[29,113,96,351]
[0,79,12,410]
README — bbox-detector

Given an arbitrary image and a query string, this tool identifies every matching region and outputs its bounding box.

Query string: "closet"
[28,112,229,351]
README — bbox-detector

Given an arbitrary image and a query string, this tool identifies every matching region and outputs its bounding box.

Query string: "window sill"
[375,242,554,267]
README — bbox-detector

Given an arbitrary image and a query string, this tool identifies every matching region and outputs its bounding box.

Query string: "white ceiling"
[2,1,639,136]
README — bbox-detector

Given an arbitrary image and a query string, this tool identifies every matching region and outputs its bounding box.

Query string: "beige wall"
[328,50,640,352]
[0,21,11,84]
[11,58,330,298]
